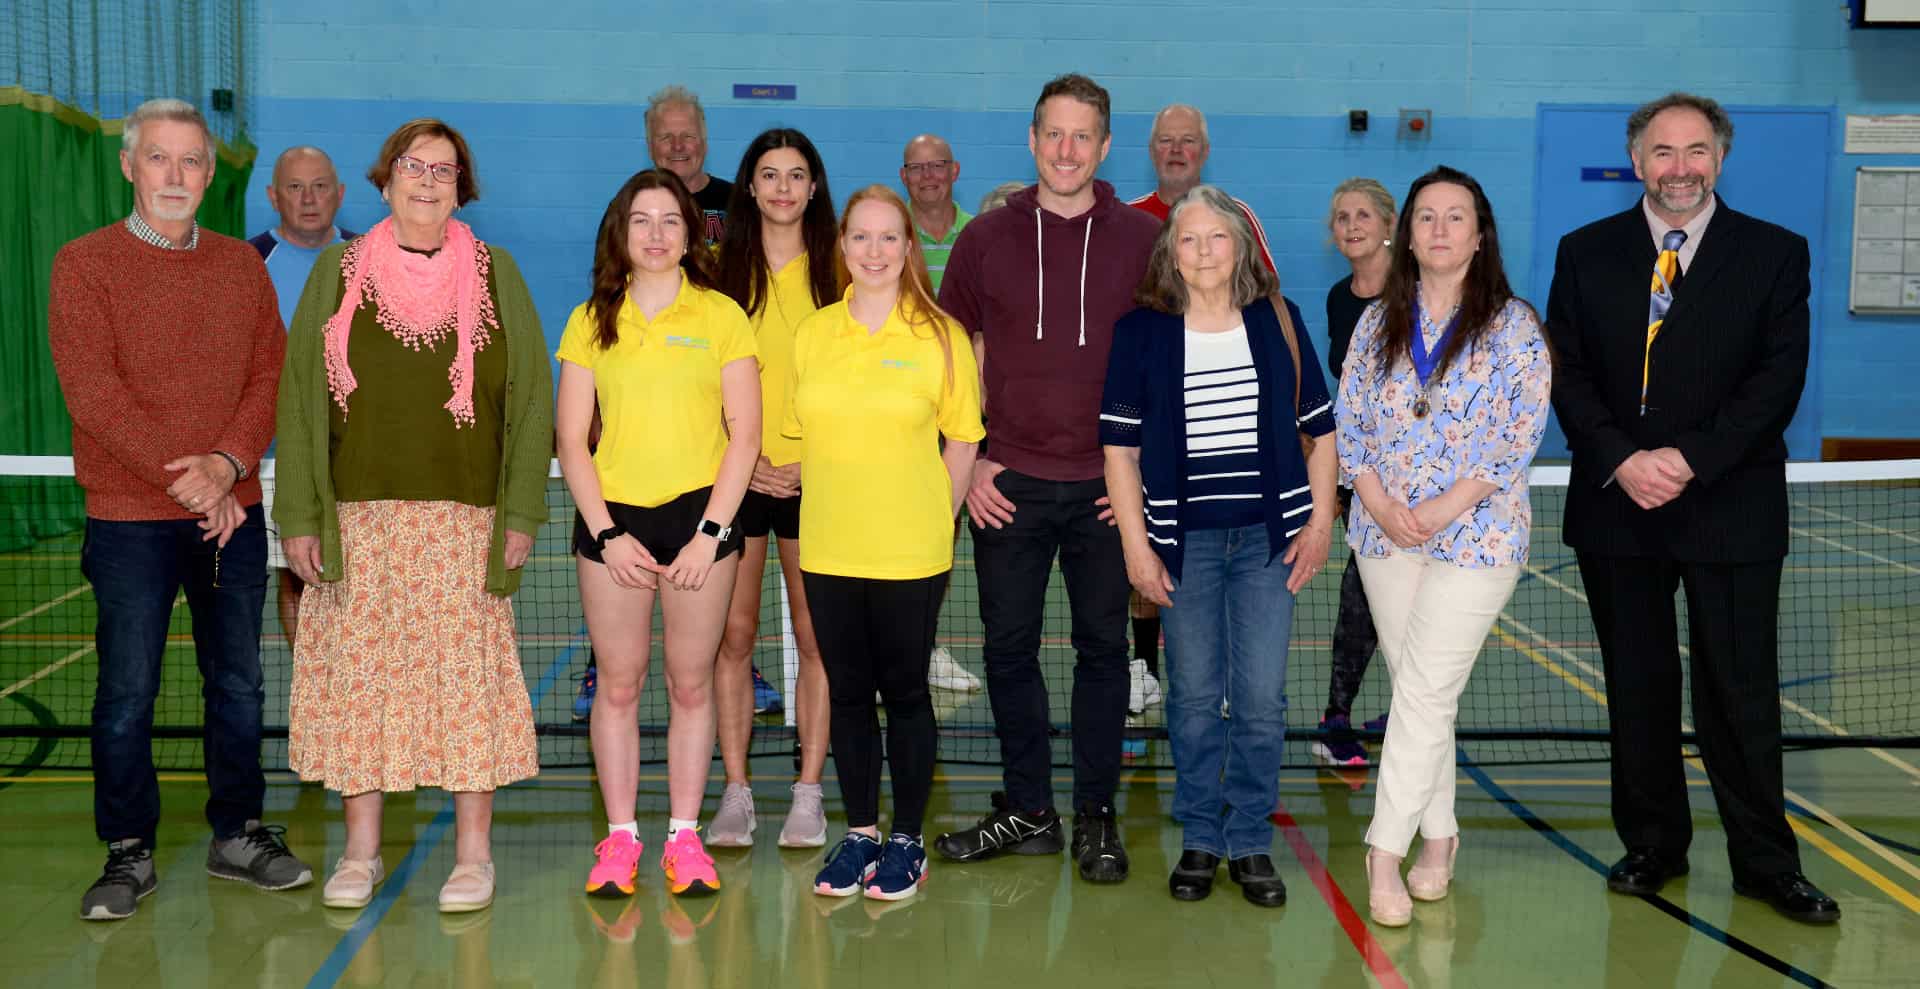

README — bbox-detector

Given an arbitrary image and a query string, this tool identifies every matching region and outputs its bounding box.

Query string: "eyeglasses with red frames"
[393,155,462,184]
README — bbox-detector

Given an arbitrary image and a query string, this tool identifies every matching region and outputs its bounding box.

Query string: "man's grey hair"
[122,98,213,157]
[1149,104,1210,147]
[1626,92,1733,159]
[645,85,707,137]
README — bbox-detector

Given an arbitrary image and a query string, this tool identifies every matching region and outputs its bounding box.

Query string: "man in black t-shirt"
[645,85,732,246]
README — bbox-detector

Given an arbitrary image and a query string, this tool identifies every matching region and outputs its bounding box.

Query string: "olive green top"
[274,242,553,596]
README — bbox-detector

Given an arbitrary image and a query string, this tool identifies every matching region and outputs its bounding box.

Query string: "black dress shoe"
[1227,854,1287,908]
[1733,871,1841,925]
[1168,851,1218,901]
[1606,848,1688,895]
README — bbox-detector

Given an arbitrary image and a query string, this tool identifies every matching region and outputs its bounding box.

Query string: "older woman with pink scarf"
[275,118,552,914]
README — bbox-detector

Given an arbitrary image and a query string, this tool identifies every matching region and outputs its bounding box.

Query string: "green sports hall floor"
[2,477,1916,987]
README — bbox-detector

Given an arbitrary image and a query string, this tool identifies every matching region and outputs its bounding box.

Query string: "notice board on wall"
[1851,168,1920,314]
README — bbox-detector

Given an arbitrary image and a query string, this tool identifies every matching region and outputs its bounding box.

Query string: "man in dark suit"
[1546,91,1839,924]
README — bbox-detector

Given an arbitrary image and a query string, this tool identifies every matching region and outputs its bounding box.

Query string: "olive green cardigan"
[273,242,553,596]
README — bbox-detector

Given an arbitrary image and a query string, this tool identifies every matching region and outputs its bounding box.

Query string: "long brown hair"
[838,185,957,393]
[715,128,841,317]
[588,168,717,350]
[1375,165,1527,378]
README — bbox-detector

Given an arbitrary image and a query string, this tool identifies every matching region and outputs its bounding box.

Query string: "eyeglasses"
[902,159,951,176]
[393,155,462,184]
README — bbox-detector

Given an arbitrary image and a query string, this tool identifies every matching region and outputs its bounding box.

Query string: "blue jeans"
[1160,525,1295,859]
[83,506,269,846]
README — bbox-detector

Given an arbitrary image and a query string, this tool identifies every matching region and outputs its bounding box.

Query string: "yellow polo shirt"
[754,254,823,467]
[556,279,757,508]
[784,294,984,579]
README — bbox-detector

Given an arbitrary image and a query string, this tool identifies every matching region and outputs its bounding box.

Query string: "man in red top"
[1127,104,1275,272]
[47,98,310,921]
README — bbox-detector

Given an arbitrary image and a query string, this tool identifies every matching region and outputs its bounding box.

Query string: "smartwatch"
[697,518,732,541]
[593,523,627,553]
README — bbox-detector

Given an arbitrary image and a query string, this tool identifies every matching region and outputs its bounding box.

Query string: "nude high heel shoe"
[1407,835,1459,902]
[1365,848,1412,927]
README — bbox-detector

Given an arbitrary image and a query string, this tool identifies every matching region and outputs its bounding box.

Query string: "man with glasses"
[646,84,731,246]
[1126,104,1274,272]
[49,98,311,921]
[248,146,358,655]
[900,134,970,292]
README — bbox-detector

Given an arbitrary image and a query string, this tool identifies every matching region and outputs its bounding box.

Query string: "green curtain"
[0,87,255,549]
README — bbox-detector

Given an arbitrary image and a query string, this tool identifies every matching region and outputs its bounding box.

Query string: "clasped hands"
[166,453,243,547]
[1612,447,1695,510]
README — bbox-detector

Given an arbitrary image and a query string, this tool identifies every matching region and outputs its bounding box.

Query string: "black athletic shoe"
[933,791,1063,862]
[1071,804,1129,883]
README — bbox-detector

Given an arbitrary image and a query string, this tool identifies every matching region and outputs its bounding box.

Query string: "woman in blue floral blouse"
[1333,165,1550,927]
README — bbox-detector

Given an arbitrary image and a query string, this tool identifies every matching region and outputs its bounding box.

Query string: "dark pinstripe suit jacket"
[1545,198,1811,563]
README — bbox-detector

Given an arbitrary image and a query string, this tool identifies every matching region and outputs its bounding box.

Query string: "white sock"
[668,817,699,840]
[608,821,639,838]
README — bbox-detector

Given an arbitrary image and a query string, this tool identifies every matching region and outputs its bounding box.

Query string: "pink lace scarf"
[322,217,499,426]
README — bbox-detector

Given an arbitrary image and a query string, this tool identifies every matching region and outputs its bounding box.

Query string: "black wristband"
[213,450,248,482]
[594,524,626,553]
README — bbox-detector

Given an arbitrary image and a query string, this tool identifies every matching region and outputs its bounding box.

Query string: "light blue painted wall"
[246,0,1920,442]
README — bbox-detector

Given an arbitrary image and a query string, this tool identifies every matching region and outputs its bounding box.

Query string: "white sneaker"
[927,647,982,692]
[1128,659,1162,714]
[707,782,756,847]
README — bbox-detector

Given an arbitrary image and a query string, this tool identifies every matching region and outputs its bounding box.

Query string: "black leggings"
[1326,489,1380,721]
[801,570,948,836]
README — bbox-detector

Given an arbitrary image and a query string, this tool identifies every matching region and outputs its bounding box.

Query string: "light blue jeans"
[1160,524,1295,859]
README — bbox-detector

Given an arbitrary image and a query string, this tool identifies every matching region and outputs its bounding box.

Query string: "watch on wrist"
[213,450,248,482]
[594,523,627,553]
[697,518,731,541]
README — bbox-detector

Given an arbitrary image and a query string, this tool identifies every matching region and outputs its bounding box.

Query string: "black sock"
[1132,616,1160,677]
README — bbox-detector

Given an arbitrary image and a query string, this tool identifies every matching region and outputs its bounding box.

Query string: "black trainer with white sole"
[933,791,1064,861]
[1072,804,1129,883]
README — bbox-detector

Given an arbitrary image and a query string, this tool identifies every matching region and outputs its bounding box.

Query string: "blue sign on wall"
[733,84,797,100]
[1580,166,1638,182]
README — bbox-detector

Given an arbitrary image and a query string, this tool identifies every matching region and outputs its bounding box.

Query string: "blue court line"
[1457,750,1834,989]
[305,633,584,989]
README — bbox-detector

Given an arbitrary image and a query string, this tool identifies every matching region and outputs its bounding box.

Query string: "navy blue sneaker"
[814,832,882,897]
[752,666,784,715]
[865,834,928,901]
[572,665,597,723]
[1311,715,1369,767]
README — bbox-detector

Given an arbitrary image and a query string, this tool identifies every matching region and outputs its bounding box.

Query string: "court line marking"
[0,646,93,703]
[1272,800,1408,989]
[1459,755,1834,989]
[1792,500,1920,548]
[1495,612,1920,916]
[0,584,88,632]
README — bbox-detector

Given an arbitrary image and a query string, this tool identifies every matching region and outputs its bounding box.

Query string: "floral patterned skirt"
[289,500,538,794]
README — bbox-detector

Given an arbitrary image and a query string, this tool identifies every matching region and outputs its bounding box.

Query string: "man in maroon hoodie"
[933,73,1160,884]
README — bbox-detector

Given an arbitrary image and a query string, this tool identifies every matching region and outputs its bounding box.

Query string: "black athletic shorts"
[574,486,745,565]
[735,489,801,540]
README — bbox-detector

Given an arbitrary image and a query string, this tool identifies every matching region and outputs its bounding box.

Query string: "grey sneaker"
[780,782,829,848]
[208,821,314,891]
[707,783,756,848]
[81,840,157,921]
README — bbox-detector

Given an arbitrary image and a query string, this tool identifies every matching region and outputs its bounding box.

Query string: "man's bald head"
[901,133,960,211]
[266,145,345,247]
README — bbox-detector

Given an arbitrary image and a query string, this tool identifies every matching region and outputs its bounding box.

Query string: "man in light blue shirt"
[249,146,356,326]
[248,145,355,649]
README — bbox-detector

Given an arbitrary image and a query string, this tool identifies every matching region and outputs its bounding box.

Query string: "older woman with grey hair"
[1100,185,1338,907]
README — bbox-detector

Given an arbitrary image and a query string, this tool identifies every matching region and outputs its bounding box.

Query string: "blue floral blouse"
[1334,295,1551,568]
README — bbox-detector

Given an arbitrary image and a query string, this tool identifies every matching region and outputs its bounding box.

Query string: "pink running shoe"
[660,828,720,896]
[585,831,643,898]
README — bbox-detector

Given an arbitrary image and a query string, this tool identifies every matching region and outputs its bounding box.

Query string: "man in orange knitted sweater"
[47,98,313,922]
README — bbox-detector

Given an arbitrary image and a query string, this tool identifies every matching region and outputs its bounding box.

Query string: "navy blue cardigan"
[1099,296,1335,581]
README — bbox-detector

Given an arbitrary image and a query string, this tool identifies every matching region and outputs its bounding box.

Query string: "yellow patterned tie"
[1641,228,1687,416]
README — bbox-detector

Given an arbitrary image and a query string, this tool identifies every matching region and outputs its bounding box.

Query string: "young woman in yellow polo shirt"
[556,169,761,899]
[709,128,842,850]
[786,186,984,901]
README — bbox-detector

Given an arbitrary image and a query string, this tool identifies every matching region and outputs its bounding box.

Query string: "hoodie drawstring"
[1032,207,1097,347]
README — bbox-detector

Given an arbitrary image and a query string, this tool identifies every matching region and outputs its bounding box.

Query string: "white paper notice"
[1906,278,1920,308]
[1858,206,1906,239]
[1857,239,1905,273]
[1846,115,1920,154]
[1857,171,1909,206]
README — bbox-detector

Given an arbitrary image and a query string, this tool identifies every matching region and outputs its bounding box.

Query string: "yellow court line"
[1495,615,1920,915]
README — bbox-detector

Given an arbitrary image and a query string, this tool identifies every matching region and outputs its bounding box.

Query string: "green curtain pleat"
[0,87,254,550]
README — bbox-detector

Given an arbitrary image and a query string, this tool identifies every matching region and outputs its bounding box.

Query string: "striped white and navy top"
[1183,325,1264,531]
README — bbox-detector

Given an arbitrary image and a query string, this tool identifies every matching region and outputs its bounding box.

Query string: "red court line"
[1274,802,1408,989]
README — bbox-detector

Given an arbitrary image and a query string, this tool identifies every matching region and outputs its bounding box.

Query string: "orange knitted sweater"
[47,223,285,521]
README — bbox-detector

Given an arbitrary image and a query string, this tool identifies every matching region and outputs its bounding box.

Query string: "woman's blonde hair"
[1325,177,1396,248]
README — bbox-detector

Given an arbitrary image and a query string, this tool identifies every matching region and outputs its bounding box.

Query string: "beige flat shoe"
[321,856,385,909]
[1366,848,1412,927]
[1407,835,1459,902]
[439,862,495,913]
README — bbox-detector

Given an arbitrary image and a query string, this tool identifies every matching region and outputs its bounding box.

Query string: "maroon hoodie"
[937,180,1161,482]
